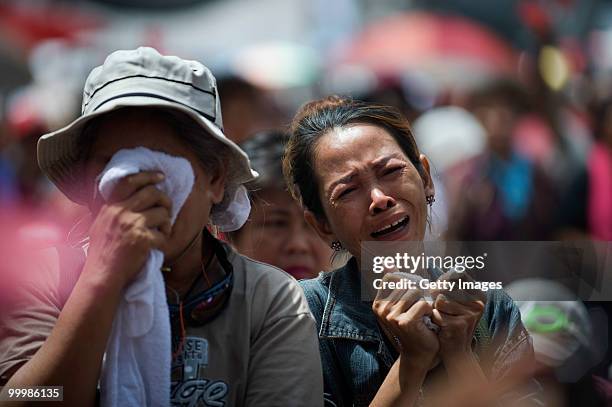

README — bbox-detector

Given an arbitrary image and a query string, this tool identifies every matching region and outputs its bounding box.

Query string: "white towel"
[98,147,195,407]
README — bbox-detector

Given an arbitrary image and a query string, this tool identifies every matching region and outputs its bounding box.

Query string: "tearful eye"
[383,166,403,176]
[338,187,356,199]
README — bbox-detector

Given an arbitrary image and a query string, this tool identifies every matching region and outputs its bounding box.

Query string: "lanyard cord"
[161,230,201,273]
[169,234,216,361]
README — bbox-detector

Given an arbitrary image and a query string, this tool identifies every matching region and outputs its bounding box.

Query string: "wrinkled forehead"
[313,124,407,181]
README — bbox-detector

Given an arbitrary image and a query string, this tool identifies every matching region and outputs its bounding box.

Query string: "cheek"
[256,223,294,251]
[399,170,427,202]
[236,225,281,264]
[327,209,363,252]
[406,182,426,206]
[173,189,210,230]
[325,195,368,241]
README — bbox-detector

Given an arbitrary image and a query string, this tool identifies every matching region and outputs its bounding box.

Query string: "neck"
[164,231,212,297]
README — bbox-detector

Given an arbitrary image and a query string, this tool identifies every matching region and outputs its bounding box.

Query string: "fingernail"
[156,172,165,181]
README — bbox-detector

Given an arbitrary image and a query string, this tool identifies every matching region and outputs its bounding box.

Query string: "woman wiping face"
[0,47,323,407]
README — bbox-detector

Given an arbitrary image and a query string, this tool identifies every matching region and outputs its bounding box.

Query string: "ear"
[419,154,435,198]
[304,209,336,247]
[208,164,227,204]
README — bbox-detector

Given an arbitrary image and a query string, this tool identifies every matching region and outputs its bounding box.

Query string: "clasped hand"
[372,271,486,371]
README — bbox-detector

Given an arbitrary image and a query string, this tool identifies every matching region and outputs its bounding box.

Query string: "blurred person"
[0,47,323,406]
[0,119,17,206]
[558,98,612,241]
[5,124,48,205]
[228,130,332,279]
[0,148,18,208]
[217,75,286,144]
[507,279,612,406]
[4,83,79,208]
[412,106,489,240]
[448,80,557,240]
[360,79,422,124]
[283,95,542,406]
[1,88,86,248]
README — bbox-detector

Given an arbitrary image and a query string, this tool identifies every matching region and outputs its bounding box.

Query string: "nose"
[369,187,396,215]
[285,228,311,255]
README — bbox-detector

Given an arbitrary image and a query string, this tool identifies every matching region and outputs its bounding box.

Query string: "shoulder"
[481,288,534,377]
[299,257,358,315]
[300,271,332,301]
[223,242,311,317]
[4,243,86,314]
[299,270,337,321]
[228,245,302,291]
[482,288,523,338]
[10,246,79,308]
[0,245,82,380]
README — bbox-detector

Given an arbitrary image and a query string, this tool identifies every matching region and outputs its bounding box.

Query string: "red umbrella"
[0,3,104,50]
[336,11,518,85]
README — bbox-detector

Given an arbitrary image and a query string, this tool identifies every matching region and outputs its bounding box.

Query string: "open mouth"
[371,215,410,238]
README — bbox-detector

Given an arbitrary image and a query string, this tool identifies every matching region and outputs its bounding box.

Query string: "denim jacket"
[300,257,541,407]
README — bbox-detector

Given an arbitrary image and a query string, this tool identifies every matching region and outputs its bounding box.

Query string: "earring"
[330,241,343,252]
[426,195,435,207]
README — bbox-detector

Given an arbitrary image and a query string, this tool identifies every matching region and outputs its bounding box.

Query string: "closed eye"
[383,166,404,176]
[267,218,290,228]
[337,186,357,199]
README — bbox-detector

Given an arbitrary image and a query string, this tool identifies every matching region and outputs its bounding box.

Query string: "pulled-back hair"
[283,95,424,220]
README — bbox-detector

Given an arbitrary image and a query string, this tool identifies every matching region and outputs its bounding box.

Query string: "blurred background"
[2,0,612,243]
[1,0,612,400]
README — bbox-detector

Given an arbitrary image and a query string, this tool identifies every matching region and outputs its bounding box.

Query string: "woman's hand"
[372,273,440,372]
[85,170,173,290]
[430,271,485,363]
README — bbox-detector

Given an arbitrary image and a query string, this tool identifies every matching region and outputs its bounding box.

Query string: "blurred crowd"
[1,0,612,405]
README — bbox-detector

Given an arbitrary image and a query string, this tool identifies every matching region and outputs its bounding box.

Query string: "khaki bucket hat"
[37,46,258,204]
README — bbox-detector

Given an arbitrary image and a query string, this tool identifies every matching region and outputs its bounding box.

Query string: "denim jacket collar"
[319,257,396,368]
[319,257,377,340]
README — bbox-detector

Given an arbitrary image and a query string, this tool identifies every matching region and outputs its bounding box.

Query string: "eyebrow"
[371,153,405,170]
[327,171,358,196]
[326,153,407,196]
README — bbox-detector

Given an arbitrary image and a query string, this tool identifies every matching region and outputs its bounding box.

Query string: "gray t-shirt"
[0,240,323,407]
